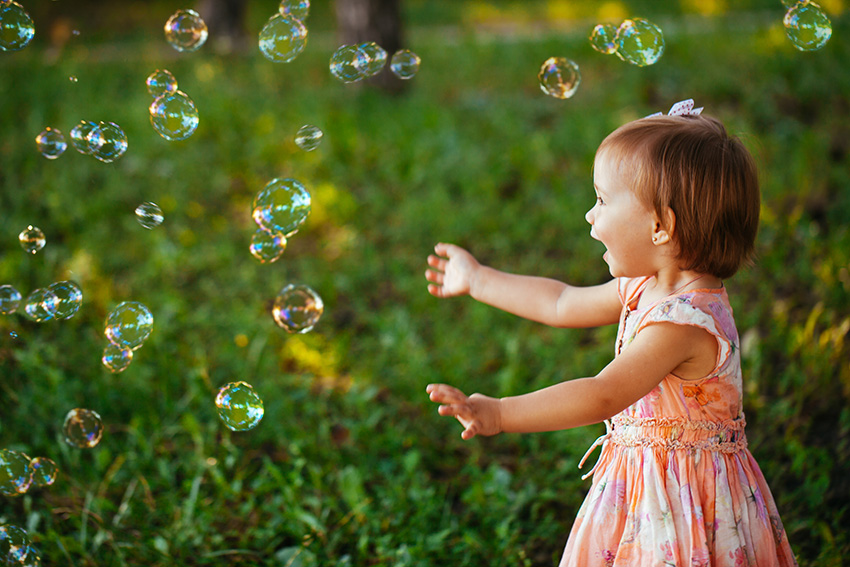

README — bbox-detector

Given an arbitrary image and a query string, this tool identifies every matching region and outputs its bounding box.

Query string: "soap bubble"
[146,69,178,98]
[164,9,208,52]
[272,283,323,333]
[259,13,308,63]
[88,121,128,163]
[0,524,30,564]
[0,1,35,52]
[294,124,323,151]
[330,44,370,83]
[105,301,153,350]
[390,49,421,79]
[63,408,104,448]
[538,57,581,99]
[0,285,22,315]
[252,177,311,236]
[69,75,78,83]
[135,202,164,229]
[19,545,39,567]
[102,343,133,373]
[18,225,45,254]
[149,90,199,141]
[215,381,265,431]
[70,120,96,154]
[784,1,832,51]
[615,18,665,66]
[590,23,617,54]
[0,449,32,496]
[279,0,309,20]
[29,457,58,487]
[250,229,287,263]
[46,281,82,320]
[35,127,67,159]
[23,287,57,322]
[359,41,387,76]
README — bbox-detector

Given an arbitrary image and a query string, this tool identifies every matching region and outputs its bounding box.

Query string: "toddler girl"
[424,101,796,566]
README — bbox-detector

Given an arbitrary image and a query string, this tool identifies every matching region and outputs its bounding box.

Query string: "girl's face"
[586,153,662,278]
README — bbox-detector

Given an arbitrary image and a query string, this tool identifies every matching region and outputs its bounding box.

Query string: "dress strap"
[577,419,612,480]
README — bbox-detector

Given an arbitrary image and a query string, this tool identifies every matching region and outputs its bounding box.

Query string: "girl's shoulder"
[642,286,739,351]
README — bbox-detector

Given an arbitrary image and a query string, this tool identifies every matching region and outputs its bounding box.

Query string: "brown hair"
[596,114,760,279]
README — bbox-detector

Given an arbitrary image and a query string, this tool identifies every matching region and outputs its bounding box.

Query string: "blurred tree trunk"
[196,0,249,54]
[335,0,406,93]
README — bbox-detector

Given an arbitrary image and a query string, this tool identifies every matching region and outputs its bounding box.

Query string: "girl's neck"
[640,270,722,306]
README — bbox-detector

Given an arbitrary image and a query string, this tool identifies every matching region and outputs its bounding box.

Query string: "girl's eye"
[596,196,605,206]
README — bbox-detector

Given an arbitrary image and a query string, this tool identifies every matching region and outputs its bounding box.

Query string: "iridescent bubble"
[164,9,208,52]
[46,281,82,320]
[590,23,617,54]
[18,225,45,254]
[149,90,199,141]
[63,408,104,448]
[19,545,40,567]
[615,18,665,67]
[0,285,22,315]
[102,342,133,373]
[23,287,57,322]
[135,202,164,229]
[0,449,32,496]
[538,57,581,99]
[279,0,309,20]
[249,229,287,263]
[259,13,308,63]
[0,524,30,564]
[252,177,311,236]
[0,1,35,52]
[35,127,67,159]
[88,121,128,163]
[294,124,323,151]
[70,120,96,155]
[329,44,370,83]
[215,381,265,431]
[390,49,421,79]
[105,301,153,350]
[146,68,178,98]
[272,283,323,333]
[784,1,832,51]
[69,75,78,83]
[29,457,58,487]
[359,41,387,76]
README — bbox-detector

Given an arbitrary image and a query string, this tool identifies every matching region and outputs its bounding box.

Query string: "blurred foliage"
[1,2,849,566]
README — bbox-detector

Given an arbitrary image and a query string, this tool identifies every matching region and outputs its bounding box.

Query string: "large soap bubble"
[164,9,208,52]
[46,281,82,320]
[23,288,57,322]
[249,229,287,263]
[102,343,133,373]
[0,1,34,52]
[784,1,832,51]
[0,524,31,564]
[538,57,581,99]
[35,127,67,159]
[0,285,22,315]
[105,301,153,350]
[252,178,311,236]
[18,225,45,254]
[390,49,420,79]
[146,69,178,98]
[615,18,665,66]
[590,23,617,54]
[63,408,104,448]
[149,91,199,141]
[279,0,309,20]
[259,13,308,63]
[272,283,324,333]
[294,124,323,151]
[330,44,370,83]
[30,457,58,488]
[88,121,128,163]
[135,202,164,229]
[215,382,265,431]
[70,120,96,154]
[0,449,32,496]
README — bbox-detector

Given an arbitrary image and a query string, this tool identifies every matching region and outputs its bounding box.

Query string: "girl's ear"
[651,207,676,246]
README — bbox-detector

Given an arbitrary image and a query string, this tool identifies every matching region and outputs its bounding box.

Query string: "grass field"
[1,2,849,565]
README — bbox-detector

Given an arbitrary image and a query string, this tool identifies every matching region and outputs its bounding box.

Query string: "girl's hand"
[426,383,502,440]
[425,243,480,298]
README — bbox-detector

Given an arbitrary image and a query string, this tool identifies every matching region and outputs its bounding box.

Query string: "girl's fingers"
[427,254,447,270]
[424,269,443,284]
[426,383,467,405]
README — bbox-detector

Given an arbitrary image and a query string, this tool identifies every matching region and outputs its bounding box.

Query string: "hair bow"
[646,99,704,118]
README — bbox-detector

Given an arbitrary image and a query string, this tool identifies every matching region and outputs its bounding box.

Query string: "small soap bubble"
[615,18,665,67]
[46,281,82,320]
[0,449,32,496]
[590,23,618,54]
[146,69,178,98]
[23,287,57,322]
[538,57,581,99]
[390,49,421,79]
[29,457,58,487]
[19,225,45,254]
[70,120,96,154]
[259,13,308,63]
[329,44,370,83]
[164,9,208,52]
[784,1,832,51]
[69,75,78,83]
[35,127,67,159]
[0,285,22,315]
[135,202,164,229]
[294,124,323,151]
[279,0,309,20]
[0,1,35,52]
[272,283,323,333]
[105,301,153,350]
[63,408,104,448]
[250,229,287,263]
[87,121,128,163]
[0,524,30,564]
[215,381,265,431]
[102,342,133,373]
[359,41,387,76]
[149,90,199,141]
[252,177,311,236]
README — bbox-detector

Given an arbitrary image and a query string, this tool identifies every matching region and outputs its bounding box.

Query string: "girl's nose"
[585,206,595,225]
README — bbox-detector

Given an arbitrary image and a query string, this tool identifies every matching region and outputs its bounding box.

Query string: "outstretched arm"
[425,242,621,328]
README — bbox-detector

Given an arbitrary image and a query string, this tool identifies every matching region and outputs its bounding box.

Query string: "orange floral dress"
[560,277,796,567]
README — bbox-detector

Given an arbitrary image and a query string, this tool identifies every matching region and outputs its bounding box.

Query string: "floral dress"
[560,277,796,567]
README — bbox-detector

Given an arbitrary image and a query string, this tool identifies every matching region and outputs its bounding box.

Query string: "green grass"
[1,5,849,566]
